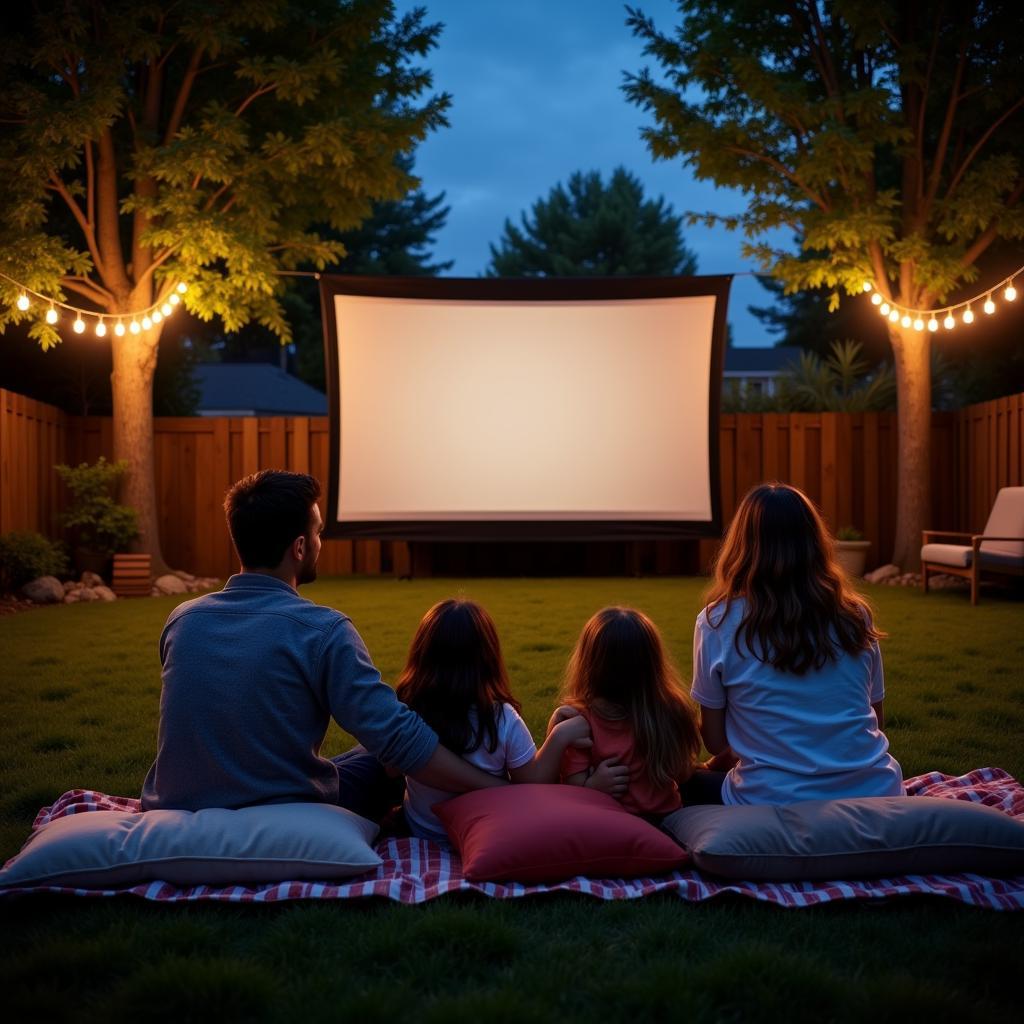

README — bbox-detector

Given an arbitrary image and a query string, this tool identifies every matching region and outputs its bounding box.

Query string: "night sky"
[393,0,786,346]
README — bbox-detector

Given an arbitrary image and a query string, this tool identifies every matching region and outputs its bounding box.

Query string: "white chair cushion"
[982,486,1024,558]
[922,543,1024,570]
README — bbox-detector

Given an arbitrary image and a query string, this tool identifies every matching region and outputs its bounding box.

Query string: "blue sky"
[393,0,787,346]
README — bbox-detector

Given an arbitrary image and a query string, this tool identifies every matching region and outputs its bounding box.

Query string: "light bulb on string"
[900,314,912,328]
[95,319,107,338]
[888,309,900,323]
[862,281,873,292]
[962,306,974,324]
[984,295,996,315]
[871,293,883,306]
[141,315,152,330]
[114,320,125,337]
[943,313,955,330]
[928,318,939,332]
[45,304,58,325]
[152,310,163,324]
[16,293,30,311]
[72,316,85,334]
[129,319,141,334]
[879,302,890,315]
[1006,283,1017,302]
[161,302,172,316]
[169,294,180,306]
[176,282,188,294]
[913,318,924,331]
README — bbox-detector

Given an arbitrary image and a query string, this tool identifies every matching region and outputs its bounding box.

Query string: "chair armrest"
[922,530,973,543]
[972,535,1024,549]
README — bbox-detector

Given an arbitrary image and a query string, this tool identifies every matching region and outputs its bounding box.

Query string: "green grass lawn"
[2,577,1023,1023]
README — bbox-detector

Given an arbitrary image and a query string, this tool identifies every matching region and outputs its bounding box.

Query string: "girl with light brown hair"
[691,483,904,805]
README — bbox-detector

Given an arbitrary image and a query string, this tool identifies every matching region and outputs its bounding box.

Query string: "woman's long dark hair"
[561,607,702,789]
[395,599,519,756]
[705,483,883,674]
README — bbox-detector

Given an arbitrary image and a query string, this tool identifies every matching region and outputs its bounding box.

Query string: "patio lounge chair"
[921,486,1024,604]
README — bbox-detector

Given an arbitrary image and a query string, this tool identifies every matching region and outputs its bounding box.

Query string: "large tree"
[0,0,448,572]
[625,1,1024,569]
[487,166,698,277]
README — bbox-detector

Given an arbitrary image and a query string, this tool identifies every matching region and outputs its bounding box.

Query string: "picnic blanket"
[2,767,1023,909]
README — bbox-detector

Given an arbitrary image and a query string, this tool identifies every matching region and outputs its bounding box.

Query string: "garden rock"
[864,564,900,584]
[22,576,64,604]
[81,571,105,588]
[77,586,99,602]
[92,585,117,602]
[154,574,188,595]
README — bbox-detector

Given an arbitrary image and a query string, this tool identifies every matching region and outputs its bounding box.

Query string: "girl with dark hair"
[396,598,592,842]
[691,482,904,805]
[558,606,703,818]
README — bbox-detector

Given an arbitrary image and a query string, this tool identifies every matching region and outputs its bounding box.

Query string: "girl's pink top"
[561,709,682,816]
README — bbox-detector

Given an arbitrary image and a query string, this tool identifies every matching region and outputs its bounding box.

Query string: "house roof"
[192,363,328,416]
[723,345,802,374]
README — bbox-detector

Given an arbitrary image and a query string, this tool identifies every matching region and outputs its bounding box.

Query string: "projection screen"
[319,275,729,541]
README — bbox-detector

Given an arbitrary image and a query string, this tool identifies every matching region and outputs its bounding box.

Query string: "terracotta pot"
[835,540,871,578]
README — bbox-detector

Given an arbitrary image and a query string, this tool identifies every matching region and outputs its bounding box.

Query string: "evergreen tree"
[487,167,698,277]
[626,1,1024,568]
[0,0,448,572]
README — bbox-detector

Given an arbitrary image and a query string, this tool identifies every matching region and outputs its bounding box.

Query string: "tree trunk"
[110,322,171,576]
[888,323,931,572]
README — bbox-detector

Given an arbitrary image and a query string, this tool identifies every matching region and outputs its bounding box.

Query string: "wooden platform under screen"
[112,553,152,597]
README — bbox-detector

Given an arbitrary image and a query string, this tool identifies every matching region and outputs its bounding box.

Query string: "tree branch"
[945,96,1024,199]
[164,47,204,145]
[725,145,830,211]
[47,172,105,278]
[60,276,114,308]
[96,128,132,296]
[235,84,277,118]
[135,246,179,291]
[959,179,1024,268]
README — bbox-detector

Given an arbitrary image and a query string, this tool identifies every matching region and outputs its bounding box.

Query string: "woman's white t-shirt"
[690,600,903,805]
[403,702,537,842]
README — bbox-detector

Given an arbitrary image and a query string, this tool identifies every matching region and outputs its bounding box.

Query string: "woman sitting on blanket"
[394,598,602,843]
[688,482,904,805]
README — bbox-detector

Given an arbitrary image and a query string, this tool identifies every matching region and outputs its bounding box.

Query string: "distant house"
[723,346,802,397]
[192,363,328,417]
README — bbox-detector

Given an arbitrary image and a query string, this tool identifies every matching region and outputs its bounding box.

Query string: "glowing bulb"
[984,296,996,315]
[114,321,125,336]
[879,302,890,315]
[1006,284,1017,302]
[45,306,58,325]
[161,302,172,316]
[928,318,939,332]
[169,293,180,306]
[913,318,924,331]
[16,293,30,311]
[141,315,152,330]
[176,282,188,294]
[944,314,955,330]
[152,309,163,324]
[871,292,882,306]
[900,314,912,328]
[95,320,107,337]
[129,319,141,334]
[72,316,85,334]
[888,309,900,322]
[962,306,974,324]
[862,281,873,292]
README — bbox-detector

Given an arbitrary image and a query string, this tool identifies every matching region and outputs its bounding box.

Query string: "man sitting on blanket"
[141,469,505,819]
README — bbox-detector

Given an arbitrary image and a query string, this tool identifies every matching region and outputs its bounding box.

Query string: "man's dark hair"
[224,470,322,569]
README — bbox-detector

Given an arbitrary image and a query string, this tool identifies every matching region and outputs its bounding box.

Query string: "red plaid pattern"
[5,768,1023,909]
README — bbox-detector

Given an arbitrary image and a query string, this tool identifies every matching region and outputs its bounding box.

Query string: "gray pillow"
[662,797,1024,881]
[0,802,382,889]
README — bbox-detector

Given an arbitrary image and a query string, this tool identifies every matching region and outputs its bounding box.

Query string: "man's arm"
[411,743,508,792]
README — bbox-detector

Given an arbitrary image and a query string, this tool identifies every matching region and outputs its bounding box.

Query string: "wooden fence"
[2,387,1022,578]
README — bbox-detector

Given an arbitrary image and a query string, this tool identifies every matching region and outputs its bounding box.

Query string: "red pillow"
[433,784,688,883]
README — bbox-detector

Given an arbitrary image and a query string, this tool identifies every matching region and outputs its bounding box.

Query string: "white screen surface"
[333,293,717,523]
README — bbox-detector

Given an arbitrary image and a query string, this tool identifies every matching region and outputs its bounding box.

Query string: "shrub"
[54,457,139,556]
[0,531,68,591]
[836,525,865,542]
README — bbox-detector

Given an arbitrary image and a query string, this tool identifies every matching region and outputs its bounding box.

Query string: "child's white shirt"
[691,599,904,805]
[403,702,537,842]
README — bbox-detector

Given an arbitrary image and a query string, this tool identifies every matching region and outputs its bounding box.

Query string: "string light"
[861,264,1022,333]
[0,270,190,337]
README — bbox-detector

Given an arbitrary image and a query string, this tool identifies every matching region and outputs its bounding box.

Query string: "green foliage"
[624,2,1024,310]
[786,340,896,412]
[0,531,68,590]
[487,167,698,277]
[0,0,450,345]
[54,458,138,555]
[836,526,865,542]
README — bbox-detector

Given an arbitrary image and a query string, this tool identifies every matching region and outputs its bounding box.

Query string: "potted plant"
[834,525,871,578]
[55,457,139,579]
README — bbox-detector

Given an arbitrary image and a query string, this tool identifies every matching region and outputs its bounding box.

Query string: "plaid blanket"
[3,767,1023,909]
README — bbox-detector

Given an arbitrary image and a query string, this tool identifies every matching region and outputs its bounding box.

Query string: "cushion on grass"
[662,795,1024,881]
[433,783,687,883]
[0,802,381,888]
